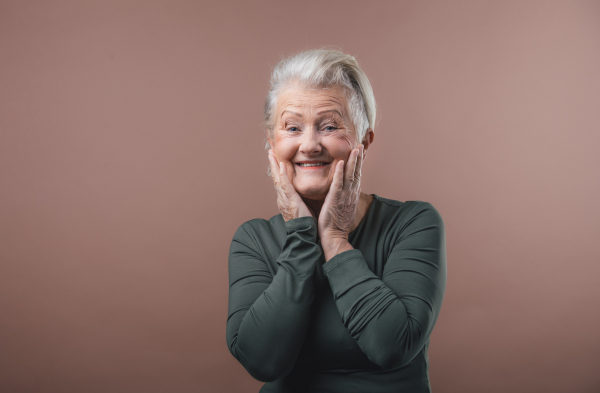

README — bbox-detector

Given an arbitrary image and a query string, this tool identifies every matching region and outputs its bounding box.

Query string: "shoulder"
[371,195,444,233]
[373,194,442,217]
[405,200,444,224]
[231,214,284,245]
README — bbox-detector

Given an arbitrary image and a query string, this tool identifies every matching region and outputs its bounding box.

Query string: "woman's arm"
[321,202,447,369]
[226,216,321,382]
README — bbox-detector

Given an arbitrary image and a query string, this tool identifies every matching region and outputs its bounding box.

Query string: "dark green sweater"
[226,194,446,392]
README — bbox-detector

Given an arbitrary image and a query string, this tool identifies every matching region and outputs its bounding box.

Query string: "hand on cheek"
[267,150,313,221]
[318,144,364,261]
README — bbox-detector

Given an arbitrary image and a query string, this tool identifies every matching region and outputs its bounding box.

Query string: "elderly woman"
[226,49,446,393]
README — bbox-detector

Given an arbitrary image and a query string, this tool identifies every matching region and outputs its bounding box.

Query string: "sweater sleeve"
[321,202,447,369]
[226,216,321,382]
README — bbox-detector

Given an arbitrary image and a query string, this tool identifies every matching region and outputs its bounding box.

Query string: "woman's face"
[267,84,360,201]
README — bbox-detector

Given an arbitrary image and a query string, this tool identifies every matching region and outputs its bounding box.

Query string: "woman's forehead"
[277,85,348,117]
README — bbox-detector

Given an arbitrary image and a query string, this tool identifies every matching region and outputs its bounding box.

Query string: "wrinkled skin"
[317,144,363,241]
[267,150,315,222]
[266,83,374,243]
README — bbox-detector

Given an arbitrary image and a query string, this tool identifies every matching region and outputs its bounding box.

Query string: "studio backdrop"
[1,1,599,392]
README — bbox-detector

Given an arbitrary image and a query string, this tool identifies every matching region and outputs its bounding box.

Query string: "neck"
[302,197,325,219]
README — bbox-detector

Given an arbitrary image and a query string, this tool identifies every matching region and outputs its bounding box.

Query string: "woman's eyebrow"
[316,109,343,117]
[281,110,302,117]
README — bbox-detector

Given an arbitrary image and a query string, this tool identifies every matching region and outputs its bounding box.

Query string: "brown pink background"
[1,1,599,392]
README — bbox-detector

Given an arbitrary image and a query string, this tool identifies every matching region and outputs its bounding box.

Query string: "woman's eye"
[324,126,338,131]
[287,127,299,132]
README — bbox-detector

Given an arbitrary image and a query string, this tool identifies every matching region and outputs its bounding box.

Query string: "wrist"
[320,237,353,263]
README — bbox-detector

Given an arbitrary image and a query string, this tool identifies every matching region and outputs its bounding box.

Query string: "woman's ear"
[361,129,375,160]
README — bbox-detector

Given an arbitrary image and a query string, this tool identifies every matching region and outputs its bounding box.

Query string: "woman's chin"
[296,187,329,201]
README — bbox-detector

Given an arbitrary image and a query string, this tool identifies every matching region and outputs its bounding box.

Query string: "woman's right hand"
[268,149,314,222]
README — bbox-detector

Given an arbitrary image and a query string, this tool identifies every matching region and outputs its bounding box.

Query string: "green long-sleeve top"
[226,194,447,392]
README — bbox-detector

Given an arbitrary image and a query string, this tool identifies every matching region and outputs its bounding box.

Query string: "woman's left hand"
[318,144,364,244]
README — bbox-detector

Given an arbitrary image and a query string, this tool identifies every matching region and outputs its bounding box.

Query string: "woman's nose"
[299,127,322,154]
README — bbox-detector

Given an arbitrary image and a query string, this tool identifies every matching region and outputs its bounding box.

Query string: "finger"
[268,152,281,188]
[354,144,364,183]
[348,145,363,196]
[279,162,290,193]
[332,159,345,196]
[267,152,277,181]
[278,162,287,191]
[345,148,359,189]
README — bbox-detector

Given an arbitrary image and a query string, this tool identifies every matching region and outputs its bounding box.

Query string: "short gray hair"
[263,48,376,166]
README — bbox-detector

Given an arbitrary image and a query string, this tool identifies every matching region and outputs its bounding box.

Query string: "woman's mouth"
[295,162,330,169]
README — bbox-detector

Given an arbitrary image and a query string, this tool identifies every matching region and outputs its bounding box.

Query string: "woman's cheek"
[334,127,355,144]
[274,128,286,143]
[329,132,356,157]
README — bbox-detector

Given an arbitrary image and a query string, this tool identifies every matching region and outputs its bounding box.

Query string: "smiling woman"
[268,85,365,203]
[266,83,374,238]
[226,49,447,393]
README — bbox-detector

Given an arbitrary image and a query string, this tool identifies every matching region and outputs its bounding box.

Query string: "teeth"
[298,163,327,167]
